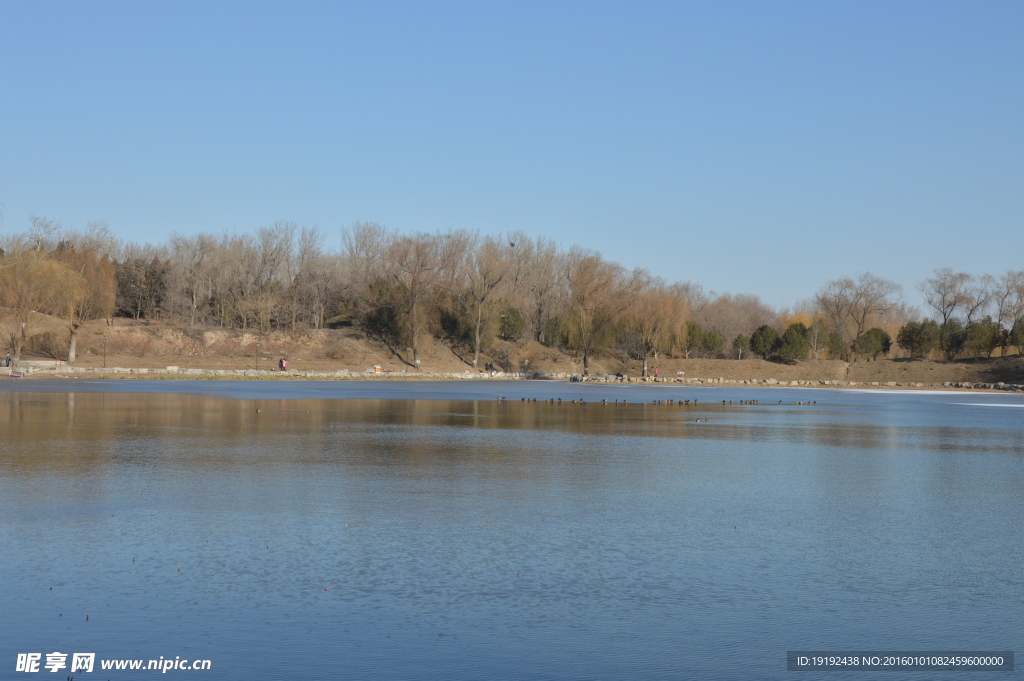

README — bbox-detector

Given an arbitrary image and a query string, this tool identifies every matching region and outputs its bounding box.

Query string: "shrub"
[363,306,403,344]
[939,320,966,360]
[964,317,1001,358]
[750,325,779,359]
[896,320,939,358]
[853,327,891,359]
[700,327,725,357]
[1012,319,1024,356]
[777,324,810,362]
[439,309,471,345]
[499,307,526,341]
[542,316,568,348]
[827,330,848,360]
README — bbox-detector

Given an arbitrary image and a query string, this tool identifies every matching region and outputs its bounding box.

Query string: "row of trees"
[896,317,1024,361]
[732,270,1024,363]
[2,217,1024,371]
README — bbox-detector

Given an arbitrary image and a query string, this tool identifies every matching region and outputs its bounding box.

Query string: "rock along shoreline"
[2,362,1021,392]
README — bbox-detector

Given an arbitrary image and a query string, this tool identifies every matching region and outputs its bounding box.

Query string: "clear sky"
[1,1,1021,309]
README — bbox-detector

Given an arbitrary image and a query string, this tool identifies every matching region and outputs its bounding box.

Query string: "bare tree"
[342,222,405,348]
[342,222,391,283]
[849,273,902,339]
[342,222,391,307]
[26,216,62,253]
[78,220,120,258]
[505,234,562,343]
[452,234,515,368]
[52,239,116,362]
[565,248,639,375]
[963,275,994,327]
[693,292,777,344]
[385,232,449,368]
[116,242,167,321]
[670,282,709,318]
[995,270,1024,329]
[293,227,342,329]
[501,231,533,299]
[168,233,217,327]
[814,276,855,345]
[620,274,686,376]
[816,273,902,348]
[0,249,81,360]
[806,317,829,361]
[207,233,251,328]
[227,223,295,333]
[920,268,988,325]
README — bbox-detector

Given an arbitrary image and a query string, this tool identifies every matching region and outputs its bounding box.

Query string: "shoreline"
[2,363,1020,392]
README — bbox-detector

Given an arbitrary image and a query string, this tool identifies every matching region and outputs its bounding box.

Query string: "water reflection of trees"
[2,392,1020,482]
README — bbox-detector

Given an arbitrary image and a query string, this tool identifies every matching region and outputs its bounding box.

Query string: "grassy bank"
[6,317,1024,388]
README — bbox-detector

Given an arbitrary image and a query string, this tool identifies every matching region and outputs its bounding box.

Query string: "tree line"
[2,217,1023,372]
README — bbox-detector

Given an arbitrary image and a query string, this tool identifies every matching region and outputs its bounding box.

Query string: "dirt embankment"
[5,317,1024,385]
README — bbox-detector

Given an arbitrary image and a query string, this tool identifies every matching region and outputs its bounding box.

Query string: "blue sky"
[1,2,1021,309]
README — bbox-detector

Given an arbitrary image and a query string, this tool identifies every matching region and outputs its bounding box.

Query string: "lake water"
[2,380,1022,679]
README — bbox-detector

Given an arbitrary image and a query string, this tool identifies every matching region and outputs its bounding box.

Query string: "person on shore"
[279,358,288,371]
[4,352,10,367]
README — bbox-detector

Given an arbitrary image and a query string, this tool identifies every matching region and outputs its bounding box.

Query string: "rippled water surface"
[2,381,1022,679]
